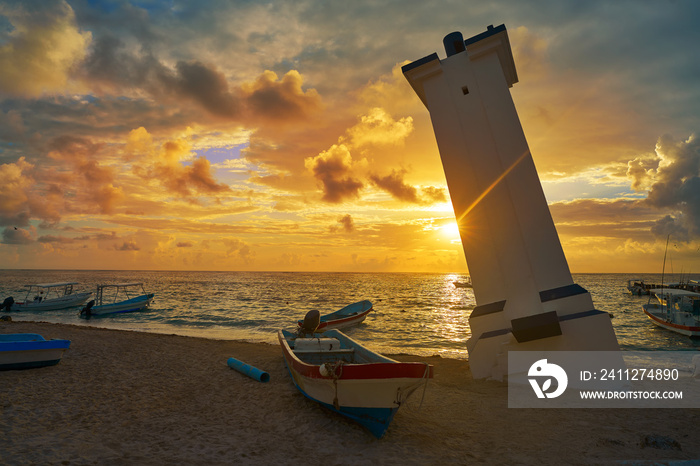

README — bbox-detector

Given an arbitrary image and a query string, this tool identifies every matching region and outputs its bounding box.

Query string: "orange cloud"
[0,156,67,227]
[0,157,33,226]
[302,106,419,203]
[201,237,255,265]
[329,214,355,233]
[128,127,230,198]
[0,2,91,97]
[305,144,363,203]
[344,107,413,148]
[47,135,123,214]
[367,168,447,205]
[627,156,659,191]
[116,240,140,251]
[241,70,323,124]
[359,63,420,114]
[370,169,420,203]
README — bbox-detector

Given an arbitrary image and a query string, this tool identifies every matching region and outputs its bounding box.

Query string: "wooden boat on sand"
[296,300,372,332]
[279,328,433,438]
[0,333,71,370]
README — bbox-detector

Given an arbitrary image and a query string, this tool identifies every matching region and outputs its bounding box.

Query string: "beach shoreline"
[1,320,698,465]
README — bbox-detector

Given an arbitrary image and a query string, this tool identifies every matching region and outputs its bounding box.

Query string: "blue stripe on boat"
[282,362,398,438]
[0,339,71,351]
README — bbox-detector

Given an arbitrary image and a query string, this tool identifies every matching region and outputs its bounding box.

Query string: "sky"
[0,0,699,273]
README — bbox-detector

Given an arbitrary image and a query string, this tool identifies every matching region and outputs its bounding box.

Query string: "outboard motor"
[1,296,14,312]
[299,309,320,336]
[80,300,95,318]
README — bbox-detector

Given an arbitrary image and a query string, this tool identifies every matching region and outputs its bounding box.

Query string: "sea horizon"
[2,270,699,359]
[0,268,677,275]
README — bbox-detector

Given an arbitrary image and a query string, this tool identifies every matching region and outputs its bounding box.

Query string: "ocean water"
[1,270,699,359]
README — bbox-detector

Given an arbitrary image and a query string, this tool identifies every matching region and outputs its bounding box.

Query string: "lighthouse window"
[462,85,469,95]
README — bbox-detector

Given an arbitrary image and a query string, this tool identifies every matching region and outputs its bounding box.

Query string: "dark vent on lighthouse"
[443,31,465,57]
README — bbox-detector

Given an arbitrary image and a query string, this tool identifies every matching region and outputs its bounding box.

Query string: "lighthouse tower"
[402,25,619,379]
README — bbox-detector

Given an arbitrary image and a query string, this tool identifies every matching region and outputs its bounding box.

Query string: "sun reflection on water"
[1,271,692,360]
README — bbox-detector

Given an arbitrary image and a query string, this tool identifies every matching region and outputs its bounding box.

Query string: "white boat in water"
[627,278,650,295]
[642,288,700,337]
[2,282,91,312]
[453,279,473,289]
[80,282,154,317]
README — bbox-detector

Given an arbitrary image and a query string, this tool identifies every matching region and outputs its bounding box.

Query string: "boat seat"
[293,348,355,354]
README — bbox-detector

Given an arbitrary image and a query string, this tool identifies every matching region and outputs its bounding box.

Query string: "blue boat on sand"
[0,333,71,370]
[296,300,373,332]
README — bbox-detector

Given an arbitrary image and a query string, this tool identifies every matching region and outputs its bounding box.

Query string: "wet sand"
[1,320,698,465]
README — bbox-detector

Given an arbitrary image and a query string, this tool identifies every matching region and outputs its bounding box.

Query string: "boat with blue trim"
[296,300,372,332]
[0,333,71,370]
[278,327,432,438]
[80,282,154,317]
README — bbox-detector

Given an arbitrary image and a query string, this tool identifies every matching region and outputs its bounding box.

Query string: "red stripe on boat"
[644,309,700,332]
[279,333,433,380]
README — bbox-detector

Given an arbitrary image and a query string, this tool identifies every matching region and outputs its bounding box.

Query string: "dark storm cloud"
[1,227,33,244]
[370,170,420,203]
[79,32,320,122]
[174,61,240,118]
[644,135,700,240]
[370,169,447,205]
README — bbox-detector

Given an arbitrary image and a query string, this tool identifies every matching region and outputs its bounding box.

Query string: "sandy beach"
[1,321,698,465]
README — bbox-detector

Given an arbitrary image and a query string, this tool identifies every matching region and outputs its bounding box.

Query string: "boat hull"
[90,293,154,315]
[643,304,700,337]
[0,334,71,370]
[12,292,92,311]
[279,329,432,438]
[291,379,399,438]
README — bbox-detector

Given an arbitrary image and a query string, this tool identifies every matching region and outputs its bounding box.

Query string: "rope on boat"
[322,360,344,410]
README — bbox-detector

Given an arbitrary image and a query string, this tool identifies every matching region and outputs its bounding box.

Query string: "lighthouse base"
[467,310,619,380]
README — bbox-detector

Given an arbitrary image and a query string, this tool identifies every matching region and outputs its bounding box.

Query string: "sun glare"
[441,222,461,239]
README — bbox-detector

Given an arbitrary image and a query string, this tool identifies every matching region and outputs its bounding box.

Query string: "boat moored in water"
[626,278,686,296]
[279,328,433,438]
[2,282,91,312]
[453,279,473,289]
[627,278,651,296]
[642,288,700,337]
[296,300,372,332]
[80,282,154,317]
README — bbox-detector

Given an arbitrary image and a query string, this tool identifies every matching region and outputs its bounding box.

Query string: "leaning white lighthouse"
[402,25,619,379]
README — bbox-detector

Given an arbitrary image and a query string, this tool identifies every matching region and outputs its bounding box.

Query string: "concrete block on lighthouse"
[402,25,619,380]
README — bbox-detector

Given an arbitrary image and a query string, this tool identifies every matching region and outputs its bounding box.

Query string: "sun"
[440,222,461,240]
